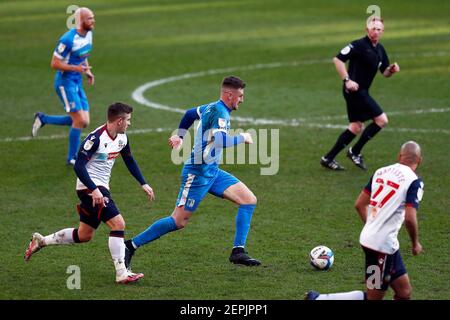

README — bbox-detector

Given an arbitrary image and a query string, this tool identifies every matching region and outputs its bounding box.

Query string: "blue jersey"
[53,28,93,82]
[184,100,231,177]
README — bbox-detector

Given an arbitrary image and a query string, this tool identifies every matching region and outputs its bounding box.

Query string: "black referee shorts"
[343,88,384,122]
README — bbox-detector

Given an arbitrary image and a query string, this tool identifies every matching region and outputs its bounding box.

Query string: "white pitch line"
[4,52,449,143]
[3,119,449,143]
[0,128,173,143]
[131,52,450,134]
[308,107,450,121]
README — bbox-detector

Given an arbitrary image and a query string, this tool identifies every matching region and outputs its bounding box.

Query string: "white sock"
[109,235,126,276]
[316,290,365,300]
[43,228,75,245]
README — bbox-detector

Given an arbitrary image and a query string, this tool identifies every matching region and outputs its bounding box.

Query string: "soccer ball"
[310,245,334,270]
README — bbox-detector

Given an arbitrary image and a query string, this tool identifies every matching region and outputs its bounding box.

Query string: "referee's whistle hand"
[389,63,400,73]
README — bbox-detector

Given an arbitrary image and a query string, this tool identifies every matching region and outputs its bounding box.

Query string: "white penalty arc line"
[131,53,450,134]
[3,52,450,143]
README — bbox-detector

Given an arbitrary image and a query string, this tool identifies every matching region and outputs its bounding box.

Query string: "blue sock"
[132,216,177,247]
[233,204,256,247]
[42,114,72,126]
[68,127,82,161]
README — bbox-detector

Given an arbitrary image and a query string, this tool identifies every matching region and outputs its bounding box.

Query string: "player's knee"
[246,194,257,205]
[349,123,363,134]
[113,220,126,230]
[80,119,89,128]
[171,213,189,229]
[175,218,189,229]
[375,115,388,128]
[73,119,89,129]
[394,287,412,300]
[376,119,388,128]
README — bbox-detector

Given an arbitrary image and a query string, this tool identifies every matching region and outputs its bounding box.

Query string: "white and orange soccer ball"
[310,245,334,270]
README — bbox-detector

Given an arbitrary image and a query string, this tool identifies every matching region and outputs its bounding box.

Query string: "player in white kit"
[24,103,155,284]
[307,141,424,300]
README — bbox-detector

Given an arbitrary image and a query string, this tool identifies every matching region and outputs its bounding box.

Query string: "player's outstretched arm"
[212,131,252,149]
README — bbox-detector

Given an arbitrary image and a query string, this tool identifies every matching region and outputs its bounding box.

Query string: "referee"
[321,16,400,171]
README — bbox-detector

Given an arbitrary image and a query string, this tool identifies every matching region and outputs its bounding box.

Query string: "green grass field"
[1,0,449,300]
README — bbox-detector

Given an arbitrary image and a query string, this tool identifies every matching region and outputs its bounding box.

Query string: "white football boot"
[24,232,45,261]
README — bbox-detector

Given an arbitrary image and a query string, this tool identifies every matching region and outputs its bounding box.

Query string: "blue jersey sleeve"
[54,30,74,59]
[177,107,200,138]
[405,178,424,209]
[213,131,245,148]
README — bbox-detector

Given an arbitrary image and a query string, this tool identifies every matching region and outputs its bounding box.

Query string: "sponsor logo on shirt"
[107,152,120,160]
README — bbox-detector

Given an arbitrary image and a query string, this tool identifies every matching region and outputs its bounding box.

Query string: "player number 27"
[370,178,399,210]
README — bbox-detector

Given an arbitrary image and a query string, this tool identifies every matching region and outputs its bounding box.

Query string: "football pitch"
[0,0,449,300]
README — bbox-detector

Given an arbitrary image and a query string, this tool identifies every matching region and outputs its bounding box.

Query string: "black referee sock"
[352,122,382,155]
[324,129,356,160]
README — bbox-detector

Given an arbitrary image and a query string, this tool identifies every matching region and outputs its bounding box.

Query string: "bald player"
[320,16,400,171]
[307,141,424,300]
[32,7,95,165]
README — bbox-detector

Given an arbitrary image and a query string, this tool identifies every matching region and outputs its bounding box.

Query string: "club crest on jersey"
[57,43,66,53]
[118,140,124,148]
[218,118,227,129]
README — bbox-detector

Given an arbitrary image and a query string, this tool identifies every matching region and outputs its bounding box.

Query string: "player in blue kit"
[31,7,95,165]
[124,76,261,268]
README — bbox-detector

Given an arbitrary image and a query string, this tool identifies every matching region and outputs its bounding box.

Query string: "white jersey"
[76,124,128,190]
[359,163,424,254]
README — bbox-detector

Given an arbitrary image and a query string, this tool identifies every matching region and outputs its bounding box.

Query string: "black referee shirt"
[336,35,390,89]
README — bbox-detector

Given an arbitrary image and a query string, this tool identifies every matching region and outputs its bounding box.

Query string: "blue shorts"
[362,246,407,291]
[176,168,240,212]
[55,79,89,113]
